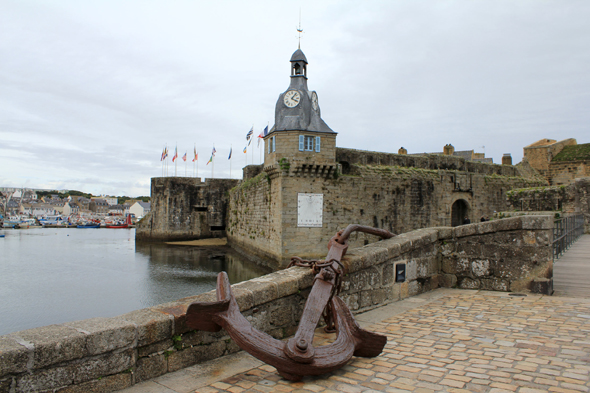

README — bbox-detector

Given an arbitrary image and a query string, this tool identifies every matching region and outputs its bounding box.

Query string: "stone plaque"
[297,193,323,227]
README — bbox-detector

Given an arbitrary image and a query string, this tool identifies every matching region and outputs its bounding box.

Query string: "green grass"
[552,143,590,162]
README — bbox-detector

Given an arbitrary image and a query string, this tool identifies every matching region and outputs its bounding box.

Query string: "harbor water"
[0,228,271,336]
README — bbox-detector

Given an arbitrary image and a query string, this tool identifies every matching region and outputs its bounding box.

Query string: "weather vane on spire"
[297,8,303,49]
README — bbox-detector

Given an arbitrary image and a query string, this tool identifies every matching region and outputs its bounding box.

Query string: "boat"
[77,223,100,228]
[105,214,132,229]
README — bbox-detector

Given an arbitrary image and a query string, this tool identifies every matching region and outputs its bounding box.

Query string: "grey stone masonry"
[0,216,552,393]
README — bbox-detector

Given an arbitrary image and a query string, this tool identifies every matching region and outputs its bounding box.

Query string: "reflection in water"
[134,243,271,306]
[0,228,271,335]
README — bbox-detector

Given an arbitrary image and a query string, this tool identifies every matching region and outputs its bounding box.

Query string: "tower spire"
[297,8,303,49]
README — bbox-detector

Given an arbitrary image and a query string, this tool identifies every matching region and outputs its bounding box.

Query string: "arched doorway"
[451,199,469,227]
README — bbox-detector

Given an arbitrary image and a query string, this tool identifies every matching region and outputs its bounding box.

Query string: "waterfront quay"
[120,288,590,393]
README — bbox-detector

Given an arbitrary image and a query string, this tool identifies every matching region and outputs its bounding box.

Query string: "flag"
[246,127,253,140]
[212,146,217,157]
[160,147,166,161]
[248,137,252,146]
[172,147,178,162]
[263,125,268,136]
[206,155,213,165]
[182,152,187,162]
[257,131,263,147]
[164,147,168,159]
[228,148,232,160]
[192,147,198,162]
[243,146,247,153]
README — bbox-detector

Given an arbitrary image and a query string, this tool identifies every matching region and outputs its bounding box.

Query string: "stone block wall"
[507,178,590,233]
[136,177,238,242]
[265,131,337,167]
[548,161,590,186]
[523,138,577,180]
[336,148,522,177]
[440,216,553,292]
[0,216,553,392]
[228,162,544,266]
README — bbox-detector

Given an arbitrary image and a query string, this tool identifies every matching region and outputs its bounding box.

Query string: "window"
[298,135,321,152]
[304,136,314,151]
[268,136,276,153]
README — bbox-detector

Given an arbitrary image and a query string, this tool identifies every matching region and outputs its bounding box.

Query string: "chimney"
[398,147,407,155]
[502,153,512,165]
[443,144,455,156]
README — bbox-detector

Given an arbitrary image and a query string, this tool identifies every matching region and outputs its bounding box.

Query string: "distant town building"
[129,201,151,218]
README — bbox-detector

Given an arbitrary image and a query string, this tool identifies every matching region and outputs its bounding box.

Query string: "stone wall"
[0,216,553,393]
[228,159,544,266]
[507,178,590,233]
[336,148,522,176]
[523,138,577,180]
[136,177,238,242]
[549,161,590,186]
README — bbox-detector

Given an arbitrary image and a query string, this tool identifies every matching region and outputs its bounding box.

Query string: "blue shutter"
[315,136,321,152]
[299,135,304,151]
[272,136,276,152]
[268,137,271,154]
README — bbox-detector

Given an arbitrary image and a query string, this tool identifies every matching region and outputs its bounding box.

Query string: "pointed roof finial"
[297,8,303,49]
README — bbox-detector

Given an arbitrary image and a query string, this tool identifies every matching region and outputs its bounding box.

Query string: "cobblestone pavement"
[121,289,590,393]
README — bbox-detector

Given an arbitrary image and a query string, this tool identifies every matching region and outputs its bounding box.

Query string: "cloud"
[1,0,589,196]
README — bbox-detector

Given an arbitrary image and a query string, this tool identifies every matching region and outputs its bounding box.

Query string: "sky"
[1,1,589,197]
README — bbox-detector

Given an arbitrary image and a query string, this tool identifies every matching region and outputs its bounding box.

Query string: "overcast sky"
[2,1,589,197]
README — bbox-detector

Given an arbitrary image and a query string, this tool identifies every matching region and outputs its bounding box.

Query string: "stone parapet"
[0,216,553,392]
[337,148,521,177]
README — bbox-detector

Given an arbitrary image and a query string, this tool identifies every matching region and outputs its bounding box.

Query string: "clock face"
[311,92,319,111]
[283,90,301,108]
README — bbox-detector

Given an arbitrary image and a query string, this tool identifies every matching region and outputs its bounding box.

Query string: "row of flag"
[243,125,268,153]
[160,125,270,163]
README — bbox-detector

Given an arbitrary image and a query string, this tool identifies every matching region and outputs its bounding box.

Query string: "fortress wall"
[136,177,238,242]
[523,138,577,179]
[226,173,283,269]
[337,148,521,176]
[238,163,543,265]
[507,178,590,233]
[548,161,590,186]
[0,216,552,393]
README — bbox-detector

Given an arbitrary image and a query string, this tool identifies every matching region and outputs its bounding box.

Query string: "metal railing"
[553,214,585,260]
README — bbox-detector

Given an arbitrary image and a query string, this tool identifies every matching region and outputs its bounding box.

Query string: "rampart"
[136,177,238,242]
[507,177,590,233]
[228,154,544,267]
[0,216,553,393]
[336,148,522,176]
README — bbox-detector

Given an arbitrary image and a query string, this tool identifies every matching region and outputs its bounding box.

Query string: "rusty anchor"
[186,224,395,381]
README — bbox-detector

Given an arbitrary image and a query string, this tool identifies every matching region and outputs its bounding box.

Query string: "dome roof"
[290,49,308,63]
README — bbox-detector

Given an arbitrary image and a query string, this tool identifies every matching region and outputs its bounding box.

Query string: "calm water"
[0,228,271,336]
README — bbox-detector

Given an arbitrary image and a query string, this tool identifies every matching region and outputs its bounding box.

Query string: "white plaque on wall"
[297,193,323,227]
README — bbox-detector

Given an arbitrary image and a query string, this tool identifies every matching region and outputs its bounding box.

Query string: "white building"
[129,201,151,218]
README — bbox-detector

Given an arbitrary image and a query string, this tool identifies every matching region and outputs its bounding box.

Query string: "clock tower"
[263,49,337,178]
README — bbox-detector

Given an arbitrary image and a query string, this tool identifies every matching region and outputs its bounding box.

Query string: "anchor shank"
[284,241,347,363]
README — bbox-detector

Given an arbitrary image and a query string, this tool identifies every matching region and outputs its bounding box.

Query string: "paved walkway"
[119,288,590,393]
[554,234,590,298]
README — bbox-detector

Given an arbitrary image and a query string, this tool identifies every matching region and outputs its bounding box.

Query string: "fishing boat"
[105,214,132,229]
[77,223,100,228]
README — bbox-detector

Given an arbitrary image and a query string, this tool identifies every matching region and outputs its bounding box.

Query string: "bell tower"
[263,48,337,178]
